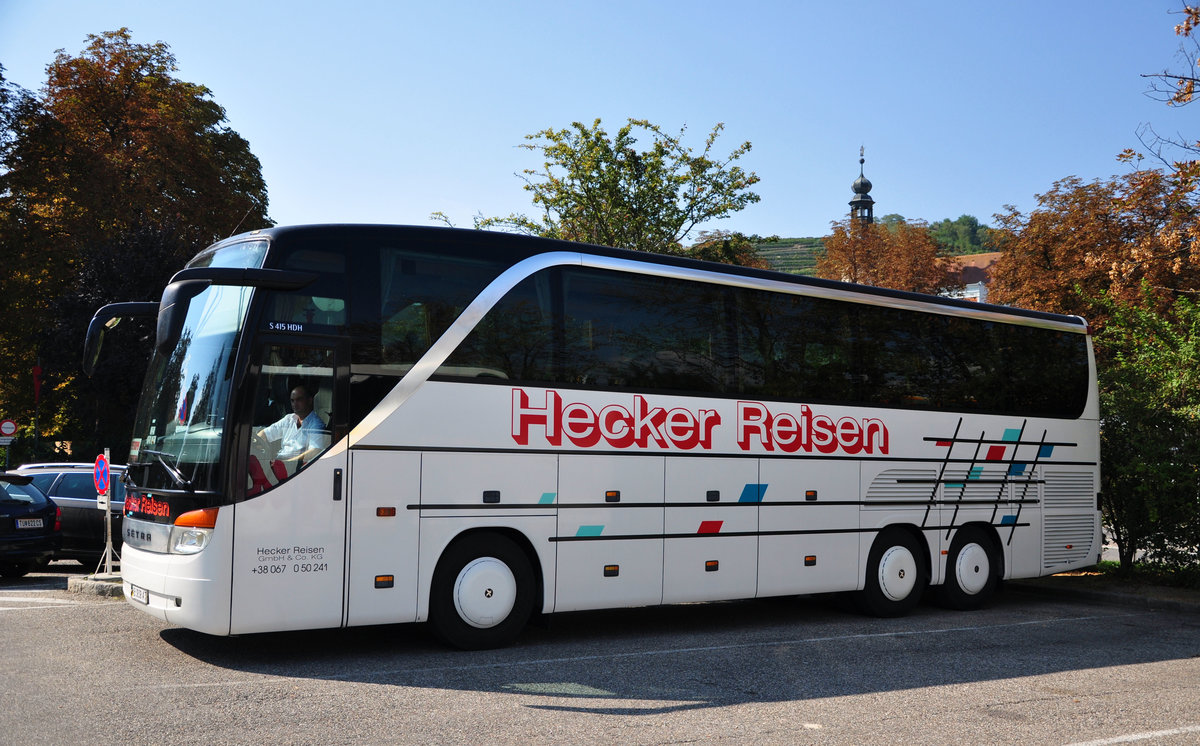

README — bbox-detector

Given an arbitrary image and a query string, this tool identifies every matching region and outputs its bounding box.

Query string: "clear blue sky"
[0,1,1191,240]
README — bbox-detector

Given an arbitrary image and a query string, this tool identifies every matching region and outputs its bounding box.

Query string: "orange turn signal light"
[174,507,218,529]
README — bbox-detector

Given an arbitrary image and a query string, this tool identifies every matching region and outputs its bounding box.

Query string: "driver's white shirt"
[261,410,329,460]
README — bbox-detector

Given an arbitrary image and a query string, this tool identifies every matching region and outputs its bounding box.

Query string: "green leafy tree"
[687,230,769,269]
[467,118,760,256]
[0,30,271,459]
[929,214,993,255]
[1095,289,1200,571]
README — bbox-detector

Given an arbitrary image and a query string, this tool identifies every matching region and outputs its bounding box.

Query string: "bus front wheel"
[856,528,927,617]
[429,534,534,650]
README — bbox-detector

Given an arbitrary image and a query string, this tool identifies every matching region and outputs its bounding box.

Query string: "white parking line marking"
[1067,724,1200,745]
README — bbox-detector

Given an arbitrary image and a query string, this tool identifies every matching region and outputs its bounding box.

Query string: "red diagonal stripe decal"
[698,520,723,534]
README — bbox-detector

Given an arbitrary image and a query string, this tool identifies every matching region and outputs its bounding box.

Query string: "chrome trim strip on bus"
[349,248,1091,444]
[122,516,174,554]
[576,253,1086,332]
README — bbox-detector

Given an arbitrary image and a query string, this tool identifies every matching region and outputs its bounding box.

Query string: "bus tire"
[936,527,999,610]
[429,533,534,650]
[856,528,927,617]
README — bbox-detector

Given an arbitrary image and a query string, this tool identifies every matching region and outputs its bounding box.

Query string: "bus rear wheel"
[429,534,534,650]
[936,527,999,610]
[856,528,927,617]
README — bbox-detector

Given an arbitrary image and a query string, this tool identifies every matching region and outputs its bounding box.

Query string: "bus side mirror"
[82,302,159,377]
[156,279,211,357]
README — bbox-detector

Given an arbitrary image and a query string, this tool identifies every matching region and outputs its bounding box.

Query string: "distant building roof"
[955,252,1000,285]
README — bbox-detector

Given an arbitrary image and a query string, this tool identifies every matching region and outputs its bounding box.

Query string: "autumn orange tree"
[985,6,1200,573]
[988,170,1200,323]
[816,216,958,294]
[0,30,271,459]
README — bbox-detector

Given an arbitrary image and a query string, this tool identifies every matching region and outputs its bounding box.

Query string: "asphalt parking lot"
[4,561,1199,745]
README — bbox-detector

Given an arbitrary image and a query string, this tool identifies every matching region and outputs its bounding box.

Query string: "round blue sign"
[94,454,110,493]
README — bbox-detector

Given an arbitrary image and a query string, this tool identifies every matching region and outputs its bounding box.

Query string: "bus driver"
[254,382,330,467]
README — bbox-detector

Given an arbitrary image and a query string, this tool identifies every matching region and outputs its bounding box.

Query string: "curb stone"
[67,574,123,598]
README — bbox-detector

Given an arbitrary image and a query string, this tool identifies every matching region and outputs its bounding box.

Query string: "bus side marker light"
[804,556,817,567]
[483,490,500,504]
[706,490,720,502]
[603,565,619,577]
[376,507,396,517]
[942,550,949,555]
[375,575,394,588]
[705,560,719,572]
[605,490,620,503]
[805,490,818,501]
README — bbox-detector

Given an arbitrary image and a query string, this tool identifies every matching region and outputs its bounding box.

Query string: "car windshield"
[128,240,267,493]
[0,480,48,506]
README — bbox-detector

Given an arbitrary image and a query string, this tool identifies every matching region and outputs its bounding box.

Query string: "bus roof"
[215,223,1087,330]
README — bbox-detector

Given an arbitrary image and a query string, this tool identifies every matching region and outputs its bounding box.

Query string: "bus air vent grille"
[1042,470,1095,511]
[1043,514,1096,570]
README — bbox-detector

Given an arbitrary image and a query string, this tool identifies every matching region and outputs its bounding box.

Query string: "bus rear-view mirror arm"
[84,268,317,376]
[82,302,160,377]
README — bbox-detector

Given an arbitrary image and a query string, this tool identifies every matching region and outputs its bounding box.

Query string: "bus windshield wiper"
[141,449,194,492]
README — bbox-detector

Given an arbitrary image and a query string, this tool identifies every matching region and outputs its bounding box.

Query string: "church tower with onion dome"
[849,146,874,225]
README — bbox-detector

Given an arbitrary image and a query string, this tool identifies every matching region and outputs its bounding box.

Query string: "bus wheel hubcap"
[878,545,918,602]
[955,543,990,595]
[453,557,517,629]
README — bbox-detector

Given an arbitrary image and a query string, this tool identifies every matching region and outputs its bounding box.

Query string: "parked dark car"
[0,472,62,578]
[15,463,124,564]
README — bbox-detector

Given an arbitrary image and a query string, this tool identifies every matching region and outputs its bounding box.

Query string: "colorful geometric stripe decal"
[538,492,557,505]
[697,520,723,534]
[575,525,604,537]
[924,418,1076,545]
[738,484,768,503]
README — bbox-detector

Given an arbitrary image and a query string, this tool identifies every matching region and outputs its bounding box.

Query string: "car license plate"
[129,584,149,604]
[16,518,43,529]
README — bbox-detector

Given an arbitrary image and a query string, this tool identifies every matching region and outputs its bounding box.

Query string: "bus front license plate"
[129,584,149,604]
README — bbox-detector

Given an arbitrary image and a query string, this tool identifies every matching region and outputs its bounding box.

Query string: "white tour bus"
[85,225,1100,649]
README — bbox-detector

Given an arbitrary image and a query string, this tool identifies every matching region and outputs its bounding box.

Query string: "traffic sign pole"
[0,419,16,471]
[94,448,118,577]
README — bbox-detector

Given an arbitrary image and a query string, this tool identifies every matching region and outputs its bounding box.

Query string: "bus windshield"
[127,240,267,494]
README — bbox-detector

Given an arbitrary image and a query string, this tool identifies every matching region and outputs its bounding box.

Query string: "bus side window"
[441,273,554,382]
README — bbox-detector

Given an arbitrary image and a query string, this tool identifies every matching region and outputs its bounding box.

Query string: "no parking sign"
[94,452,110,511]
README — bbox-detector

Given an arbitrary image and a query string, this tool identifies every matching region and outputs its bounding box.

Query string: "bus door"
[230,339,349,634]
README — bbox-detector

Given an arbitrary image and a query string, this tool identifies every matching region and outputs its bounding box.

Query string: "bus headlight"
[169,507,219,555]
[170,526,212,554]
